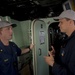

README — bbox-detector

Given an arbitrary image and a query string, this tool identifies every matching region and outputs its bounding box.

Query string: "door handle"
[39,48,42,56]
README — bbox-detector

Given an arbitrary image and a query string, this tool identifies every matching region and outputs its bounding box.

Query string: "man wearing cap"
[44,10,75,75]
[0,21,34,75]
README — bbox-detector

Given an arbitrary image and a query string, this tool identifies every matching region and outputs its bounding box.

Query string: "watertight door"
[31,19,49,75]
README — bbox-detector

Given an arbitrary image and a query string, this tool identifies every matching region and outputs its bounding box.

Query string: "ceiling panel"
[0,0,67,21]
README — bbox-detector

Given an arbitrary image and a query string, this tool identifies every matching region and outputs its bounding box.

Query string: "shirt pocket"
[0,53,11,69]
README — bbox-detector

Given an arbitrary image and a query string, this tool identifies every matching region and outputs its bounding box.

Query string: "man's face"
[0,25,13,40]
[58,18,70,33]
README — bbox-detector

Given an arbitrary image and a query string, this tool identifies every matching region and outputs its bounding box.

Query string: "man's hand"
[30,44,34,50]
[50,46,55,57]
[44,51,55,67]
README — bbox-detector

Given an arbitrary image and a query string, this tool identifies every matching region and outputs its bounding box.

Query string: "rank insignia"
[61,50,65,56]
[0,49,3,52]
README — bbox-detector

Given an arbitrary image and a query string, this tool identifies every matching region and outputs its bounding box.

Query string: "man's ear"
[69,20,74,26]
[0,30,2,35]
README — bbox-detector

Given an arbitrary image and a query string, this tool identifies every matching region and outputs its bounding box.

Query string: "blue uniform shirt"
[52,31,75,75]
[0,41,21,75]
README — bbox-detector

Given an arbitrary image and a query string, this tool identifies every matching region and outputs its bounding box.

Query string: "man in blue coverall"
[0,21,34,75]
[44,10,75,75]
